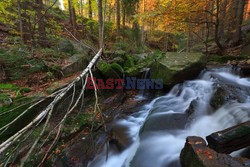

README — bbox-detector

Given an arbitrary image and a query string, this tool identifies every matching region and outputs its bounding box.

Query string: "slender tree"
[98,0,104,48]
[36,0,48,47]
[88,0,93,19]
[68,0,77,35]
[116,0,121,33]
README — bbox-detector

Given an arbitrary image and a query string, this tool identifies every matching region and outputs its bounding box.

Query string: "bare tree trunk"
[98,0,104,48]
[141,0,145,44]
[88,0,92,19]
[232,0,246,45]
[17,0,32,45]
[68,0,77,35]
[218,0,228,41]
[17,0,24,44]
[215,0,224,52]
[80,0,83,16]
[36,0,48,47]
[122,2,126,28]
[116,0,120,33]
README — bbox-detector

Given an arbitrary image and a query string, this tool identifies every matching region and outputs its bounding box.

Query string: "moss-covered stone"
[0,93,12,107]
[62,54,90,76]
[57,40,76,55]
[124,55,136,69]
[150,52,206,86]
[97,61,122,79]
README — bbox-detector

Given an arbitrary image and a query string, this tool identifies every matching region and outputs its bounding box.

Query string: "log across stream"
[88,67,250,167]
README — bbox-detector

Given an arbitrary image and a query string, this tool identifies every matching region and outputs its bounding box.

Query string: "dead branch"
[0,49,102,158]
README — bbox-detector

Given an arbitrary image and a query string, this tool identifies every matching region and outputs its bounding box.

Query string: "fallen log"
[0,49,102,156]
[206,121,250,154]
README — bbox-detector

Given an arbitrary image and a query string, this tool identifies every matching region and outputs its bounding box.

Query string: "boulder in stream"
[150,52,206,86]
[180,136,250,167]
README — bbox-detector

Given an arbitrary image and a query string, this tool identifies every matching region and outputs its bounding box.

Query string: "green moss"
[150,52,206,85]
[208,54,250,64]
[0,49,45,80]
[97,61,121,78]
[111,63,124,75]
[0,83,19,91]
[124,55,136,69]
[0,96,39,142]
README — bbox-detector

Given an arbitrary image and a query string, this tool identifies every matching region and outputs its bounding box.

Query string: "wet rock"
[142,112,188,132]
[180,136,248,167]
[206,121,250,154]
[150,52,206,86]
[110,122,134,150]
[210,87,227,110]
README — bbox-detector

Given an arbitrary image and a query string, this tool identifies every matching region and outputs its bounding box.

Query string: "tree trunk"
[141,0,145,44]
[122,3,126,29]
[88,0,93,19]
[18,0,32,45]
[80,0,83,16]
[215,0,224,52]
[116,0,120,33]
[36,0,48,47]
[228,0,239,45]
[98,0,104,49]
[232,0,246,45]
[68,0,77,35]
[17,0,24,44]
[218,0,228,41]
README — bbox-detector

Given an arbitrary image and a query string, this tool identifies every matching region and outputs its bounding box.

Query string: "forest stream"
[88,66,250,167]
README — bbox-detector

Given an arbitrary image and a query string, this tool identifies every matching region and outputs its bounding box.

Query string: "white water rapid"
[88,67,250,167]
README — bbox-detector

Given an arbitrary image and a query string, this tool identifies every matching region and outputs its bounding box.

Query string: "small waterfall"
[88,67,250,167]
[135,68,151,101]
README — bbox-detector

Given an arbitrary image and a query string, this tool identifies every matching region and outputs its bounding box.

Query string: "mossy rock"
[62,54,90,76]
[0,93,12,107]
[111,57,125,66]
[124,55,136,69]
[150,52,206,86]
[58,40,76,55]
[210,87,226,110]
[97,61,123,79]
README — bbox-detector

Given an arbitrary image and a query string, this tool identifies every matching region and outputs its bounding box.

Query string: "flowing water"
[88,67,250,167]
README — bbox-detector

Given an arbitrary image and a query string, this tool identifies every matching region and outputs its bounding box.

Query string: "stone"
[62,54,89,76]
[247,60,250,65]
[57,40,75,55]
[150,52,206,86]
[0,93,12,107]
[97,61,123,79]
[180,136,248,167]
